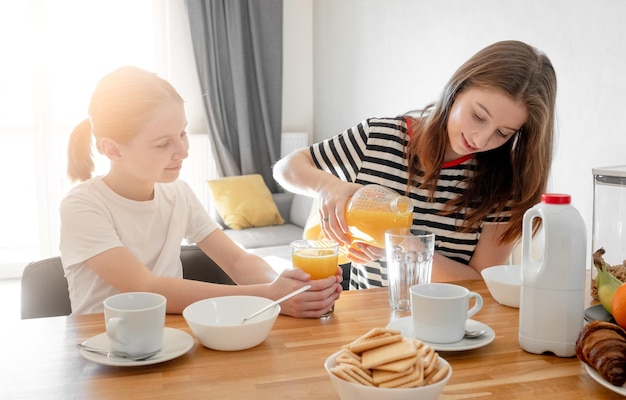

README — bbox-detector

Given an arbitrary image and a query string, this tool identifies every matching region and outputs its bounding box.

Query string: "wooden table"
[2,280,623,399]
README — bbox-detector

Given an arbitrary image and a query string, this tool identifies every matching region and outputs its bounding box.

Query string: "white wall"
[311,0,626,256]
[282,0,314,141]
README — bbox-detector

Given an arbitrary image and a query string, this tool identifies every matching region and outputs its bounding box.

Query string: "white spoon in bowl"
[242,285,311,324]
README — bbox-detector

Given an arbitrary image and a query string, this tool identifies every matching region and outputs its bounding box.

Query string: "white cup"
[104,292,167,357]
[410,283,483,344]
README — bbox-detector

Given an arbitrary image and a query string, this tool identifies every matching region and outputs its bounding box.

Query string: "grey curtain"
[185,0,283,192]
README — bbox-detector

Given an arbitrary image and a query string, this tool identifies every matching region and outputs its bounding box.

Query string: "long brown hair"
[67,66,184,182]
[406,40,557,244]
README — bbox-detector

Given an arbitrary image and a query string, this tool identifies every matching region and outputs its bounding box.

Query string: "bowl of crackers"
[324,328,452,400]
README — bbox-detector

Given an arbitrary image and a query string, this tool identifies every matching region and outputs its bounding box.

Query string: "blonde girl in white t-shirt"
[60,66,342,317]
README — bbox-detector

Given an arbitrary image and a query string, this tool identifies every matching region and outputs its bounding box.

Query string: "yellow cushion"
[207,174,284,230]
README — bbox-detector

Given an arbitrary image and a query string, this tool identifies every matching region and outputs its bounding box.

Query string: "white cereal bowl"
[324,350,452,400]
[481,264,521,308]
[182,295,280,351]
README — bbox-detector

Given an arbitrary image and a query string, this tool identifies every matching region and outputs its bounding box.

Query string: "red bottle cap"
[541,193,571,204]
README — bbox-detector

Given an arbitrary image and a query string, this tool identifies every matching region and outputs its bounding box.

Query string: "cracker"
[372,364,415,384]
[379,362,424,388]
[417,343,435,360]
[347,328,402,354]
[425,361,449,385]
[424,352,439,377]
[353,327,401,342]
[361,338,417,369]
[336,349,362,367]
[331,364,375,386]
[373,354,418,372]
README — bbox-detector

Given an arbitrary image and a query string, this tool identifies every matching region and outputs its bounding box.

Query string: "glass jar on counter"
[591,165,626,301]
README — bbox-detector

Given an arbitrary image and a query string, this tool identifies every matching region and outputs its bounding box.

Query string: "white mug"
[410,283,483,344]
[104,292,166,357]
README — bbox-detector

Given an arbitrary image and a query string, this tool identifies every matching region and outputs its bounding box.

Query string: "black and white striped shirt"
[310,117,510,289]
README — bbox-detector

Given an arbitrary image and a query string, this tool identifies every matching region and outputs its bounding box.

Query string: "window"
[0,0,159,277]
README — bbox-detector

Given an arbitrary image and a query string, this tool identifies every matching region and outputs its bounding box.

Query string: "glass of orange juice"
[290,239,339,318]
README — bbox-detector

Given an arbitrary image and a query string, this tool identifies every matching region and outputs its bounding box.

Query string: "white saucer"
[79,327,194,367]
[386,317,495,351]
[585,364,626,396]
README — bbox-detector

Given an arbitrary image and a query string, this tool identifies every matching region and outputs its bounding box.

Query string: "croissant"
[576,320,626,386]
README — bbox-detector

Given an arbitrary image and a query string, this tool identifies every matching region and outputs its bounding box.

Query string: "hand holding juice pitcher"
[306,184,414,263]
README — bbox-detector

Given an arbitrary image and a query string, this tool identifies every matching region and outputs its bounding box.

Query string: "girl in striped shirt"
[274,40,557,288]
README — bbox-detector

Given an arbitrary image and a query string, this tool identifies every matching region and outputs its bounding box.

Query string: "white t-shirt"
[59,177,218,314]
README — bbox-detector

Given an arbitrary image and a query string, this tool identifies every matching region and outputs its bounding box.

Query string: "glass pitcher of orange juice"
[304,184,413,263]
[345,184,414,248]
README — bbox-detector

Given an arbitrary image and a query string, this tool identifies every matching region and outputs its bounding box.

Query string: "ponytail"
[67,119,94,182]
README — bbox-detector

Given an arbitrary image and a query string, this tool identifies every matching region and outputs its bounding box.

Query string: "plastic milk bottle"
[518,193,587,357]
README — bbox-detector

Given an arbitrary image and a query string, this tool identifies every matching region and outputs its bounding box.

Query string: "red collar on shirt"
[442,154,473,168]
[405,117,473,169]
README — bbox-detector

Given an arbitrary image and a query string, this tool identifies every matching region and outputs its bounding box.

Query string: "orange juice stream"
[292,249,339,279]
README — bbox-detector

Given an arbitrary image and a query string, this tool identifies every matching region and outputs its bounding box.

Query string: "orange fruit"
[611,284,626,329]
